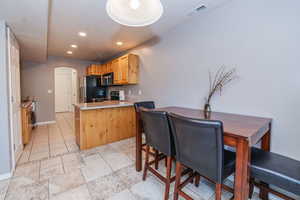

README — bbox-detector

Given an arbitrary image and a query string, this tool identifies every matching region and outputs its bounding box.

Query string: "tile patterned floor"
[0,113,296,200]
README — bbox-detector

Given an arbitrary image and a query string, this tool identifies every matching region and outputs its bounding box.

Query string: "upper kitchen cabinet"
[112,58,121,84]
[86,54,139,85]
[86,64,100,75]
[115,54,139,85]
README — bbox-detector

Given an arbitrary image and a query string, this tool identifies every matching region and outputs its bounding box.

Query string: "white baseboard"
[35,120,56,126]
[0,172,12,181]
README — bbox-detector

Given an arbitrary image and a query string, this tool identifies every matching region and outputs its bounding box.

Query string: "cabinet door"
[86,66,91,75]
[102,63,107,74]
[112,59,121,84]
[90,64,97,75]
[119,55,129,84]
[106,61,113,73]
[96,65,102,75]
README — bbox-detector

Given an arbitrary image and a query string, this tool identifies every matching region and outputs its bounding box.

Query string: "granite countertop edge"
[74,101,134,111]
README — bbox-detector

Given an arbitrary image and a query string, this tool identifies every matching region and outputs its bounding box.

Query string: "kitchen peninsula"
[74,101,136,150]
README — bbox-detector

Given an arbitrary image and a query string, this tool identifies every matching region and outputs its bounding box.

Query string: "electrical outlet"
[138,90,142,95]
[128,90,132,95]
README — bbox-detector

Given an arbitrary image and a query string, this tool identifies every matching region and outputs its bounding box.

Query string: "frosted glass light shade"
[106,0,164,27]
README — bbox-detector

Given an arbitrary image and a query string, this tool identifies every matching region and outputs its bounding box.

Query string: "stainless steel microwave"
[101,72,114,86]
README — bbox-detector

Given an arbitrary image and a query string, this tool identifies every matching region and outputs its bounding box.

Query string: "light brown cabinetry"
[21,103,33,145]
[86,54,139,85]
[74,105,136,150]
[86,64,100,75]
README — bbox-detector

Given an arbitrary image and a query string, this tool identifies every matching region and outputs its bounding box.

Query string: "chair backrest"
[140,109,175,156]
[134,101,156,132]
[134,101,155,113]
[168,113,225,183]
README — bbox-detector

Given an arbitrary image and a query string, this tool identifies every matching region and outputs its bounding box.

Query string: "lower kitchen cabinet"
[74,104,136,150]
[21,102,33,145]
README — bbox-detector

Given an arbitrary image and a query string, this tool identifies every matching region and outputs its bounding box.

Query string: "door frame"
[7,27,22,171]
[54,67,78,113]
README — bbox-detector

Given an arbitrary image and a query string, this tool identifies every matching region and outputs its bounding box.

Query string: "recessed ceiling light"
[71,44,78,48]
[66,51,73,55]
[78,32,87,37]
[116,41,123,46]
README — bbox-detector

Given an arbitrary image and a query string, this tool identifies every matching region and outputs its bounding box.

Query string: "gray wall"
[21,56,98,122]
[0,21,12,175]
[119,0,300,160]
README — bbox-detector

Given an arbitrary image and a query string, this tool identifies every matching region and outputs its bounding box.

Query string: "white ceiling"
[0,0,228,62]
[0,0,49,62]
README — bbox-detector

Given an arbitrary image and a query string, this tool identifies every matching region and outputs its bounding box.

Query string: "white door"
[7,27,22,167]
[55,68,73,112]
[71,69,78,107]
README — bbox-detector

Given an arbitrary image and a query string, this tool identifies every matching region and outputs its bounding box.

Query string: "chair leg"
[259,181,269,200]
[195,173,201,187]
[154,149,159,170]
[165,157,168,167]
[143,145,150,181]
[189,171,194,183]
[215,183,222,200]
[164,157,172,200]
[249,178,255,199]
[174,162,183,200]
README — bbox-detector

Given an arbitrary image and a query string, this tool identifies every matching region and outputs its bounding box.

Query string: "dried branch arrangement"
[205,66,237,106]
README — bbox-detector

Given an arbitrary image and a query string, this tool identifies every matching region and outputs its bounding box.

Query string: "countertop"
[74,100,134,110]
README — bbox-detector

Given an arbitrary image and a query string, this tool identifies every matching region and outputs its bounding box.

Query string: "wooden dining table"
[135,106,272,200]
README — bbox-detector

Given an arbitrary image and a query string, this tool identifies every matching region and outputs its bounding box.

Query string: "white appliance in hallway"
[7,27,23,167]
[55,67,78,113]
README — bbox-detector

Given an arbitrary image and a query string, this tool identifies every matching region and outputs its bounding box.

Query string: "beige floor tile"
[40,157,64,180]
[115,165,143,186]
[30,151,49,161]
[184,178,215,200]
[122,147,135,161]
[62,153,84,173]
[106,189,138,200]
[49,169,85,196]
[50,185,91,200]
[5,177,48,200]
[81,154,113,182]
[17,150,31,164]
[31,146,49,154]
[99,147,133,171]
[66,142,79,153]
[130,175,166,200]
[14,161,40,181]
[0,178,10,200]
[87,173,127,200]
[50,146,69,157]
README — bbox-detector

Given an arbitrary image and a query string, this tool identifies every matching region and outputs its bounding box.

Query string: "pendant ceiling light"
[106,0,164,27]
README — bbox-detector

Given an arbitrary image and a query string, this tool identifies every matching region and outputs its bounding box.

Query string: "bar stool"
[168,113,235,200]
[134,101,162,169]
[249,147,300,200]
[140,109,191,200]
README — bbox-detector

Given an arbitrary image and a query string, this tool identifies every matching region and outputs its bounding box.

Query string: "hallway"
[18,113,78,164]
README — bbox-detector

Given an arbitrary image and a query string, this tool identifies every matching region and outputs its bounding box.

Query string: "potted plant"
[204,67,237,118]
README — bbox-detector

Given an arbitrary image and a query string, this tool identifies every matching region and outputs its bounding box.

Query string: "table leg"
[234,138,251,200]
[135,115,143,172]
[259,123,272,200]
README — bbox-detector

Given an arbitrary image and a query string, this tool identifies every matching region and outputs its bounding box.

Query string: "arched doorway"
[54,67,78,113]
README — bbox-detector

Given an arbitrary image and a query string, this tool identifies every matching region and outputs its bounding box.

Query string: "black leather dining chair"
[140,109,177,200]
[168,113,235,200]
[134,101,162,169]
[249,147,300,200]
